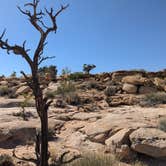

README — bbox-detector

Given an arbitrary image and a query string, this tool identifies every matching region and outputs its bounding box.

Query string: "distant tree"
[83,64,96,74]
[10,71,16,78]
[38,65,57,81]
[62,67,71,76]
[0,0,68,166]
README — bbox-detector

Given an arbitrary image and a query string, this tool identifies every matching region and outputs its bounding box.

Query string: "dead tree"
[0,0,68,166]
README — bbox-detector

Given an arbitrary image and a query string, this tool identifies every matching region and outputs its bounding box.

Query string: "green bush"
[68,72,86,81]
[158,118,166,132]
[38,65,57,81]
[56,81,76,97]
[140,92,166,107]
[0,154,14,166]
[55,81,80,106]
[0,86,16,98]
[0,86,10,96]
[45,90,56,99]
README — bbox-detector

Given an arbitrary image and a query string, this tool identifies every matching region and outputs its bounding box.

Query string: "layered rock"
[130,128,166,158]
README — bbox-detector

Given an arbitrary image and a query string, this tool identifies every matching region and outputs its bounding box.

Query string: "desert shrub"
[10,71,16,78]
[68,72,86,81]
[45,90,56,99]
[66,153,118,166]
[140,92,166,107]
[158,118,166,132]
[55,81,80,106]
[13,94,34,120]
[86,81,98,89]
[0,86,10,96]
[0,86,16,98]
[38,65,57,81]
[104,86,116,96]
[56,81,76,97]
[62,67,71,76]
[65,92,80,106]
[129,69,147,73]
[0,154,14,166]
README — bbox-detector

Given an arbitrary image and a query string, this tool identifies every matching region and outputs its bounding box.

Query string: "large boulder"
[0,80,8,86]
[129,128,166,158]
[122,83,138,94]
[105,128,134,146]
[15,86,31,95]
[153,77,166,90]
[122,75,147,86]
[43,82,61,95]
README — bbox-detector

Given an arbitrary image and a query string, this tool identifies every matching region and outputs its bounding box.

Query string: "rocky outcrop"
[122,84,138,94]
[0,122,36,148]
[122,75,147,86]
[15,86,31,95]
[105,128,134,146]
[129,128,166,158]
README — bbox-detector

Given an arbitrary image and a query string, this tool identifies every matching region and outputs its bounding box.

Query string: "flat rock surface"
[0,98,166,165]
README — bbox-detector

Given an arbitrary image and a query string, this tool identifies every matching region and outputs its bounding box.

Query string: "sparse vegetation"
[56,81,76,97]
[45,90,56,99]
[104,86,116,96]
[38,65,57,81]
[65,92,80,105]
[158,117,166,132]
[140,92,166,107]
[0,154,14,166]
[68,72,86,81]
[87,81,98,89]
[10,71,16,78]
[0,86,10,96]
[13,94,33,120]
[0,86,16,98]
[55,81,80,105]
[66,153,117,166]
[62,67,71,76]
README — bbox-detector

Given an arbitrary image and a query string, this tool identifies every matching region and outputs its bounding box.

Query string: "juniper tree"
[83,64,96,74]
[0,0,68,166]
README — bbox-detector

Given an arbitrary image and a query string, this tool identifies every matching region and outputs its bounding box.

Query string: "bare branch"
[55,4,69,17]
[0,29,6,40]
[38,56,55,66]
[0,32,33,67]
[20,71,33,89]
[17,6,31,17]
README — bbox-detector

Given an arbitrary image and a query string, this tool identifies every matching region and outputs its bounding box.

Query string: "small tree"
[0,1,68,166]
[83,64,96,74]
[10,71,16,78]
[62,67,71,76]
[38,65,57,81]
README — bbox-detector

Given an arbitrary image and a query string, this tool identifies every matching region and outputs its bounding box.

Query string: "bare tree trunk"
[0,1,68,165]
[40,110,48,166]
[32,70,49,166]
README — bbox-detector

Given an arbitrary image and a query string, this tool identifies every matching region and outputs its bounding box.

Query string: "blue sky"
[0,0,166,76]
